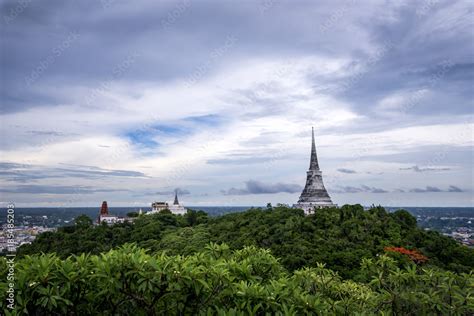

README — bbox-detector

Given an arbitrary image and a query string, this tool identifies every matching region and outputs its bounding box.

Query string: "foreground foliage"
[2,244,473,315]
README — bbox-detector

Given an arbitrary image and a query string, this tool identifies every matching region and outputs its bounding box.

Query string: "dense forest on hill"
[17,205,474,278]
[6,205,473,314]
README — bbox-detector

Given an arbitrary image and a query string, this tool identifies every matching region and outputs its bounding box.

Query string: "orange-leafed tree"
[384,246,428,264]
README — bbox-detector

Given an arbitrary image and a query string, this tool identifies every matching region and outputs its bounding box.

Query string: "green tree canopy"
[2,244,472,315]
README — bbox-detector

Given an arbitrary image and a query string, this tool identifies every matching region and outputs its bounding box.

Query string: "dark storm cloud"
[400,165,451,172]
[2,0,472,119]
[330,3,473,125]
[333,185,388,194]
[394,186,463,193]
[207,157,280,165]
[0,162,29,169]
[26,130,78,137]
[0,185,128,194]
[334,186,364,194]
[55,168,146,178]
[409,186,443,193]
[221,180,302,195]
[448,185,463,192]
[337,168,356,174]
[0,161,147,182]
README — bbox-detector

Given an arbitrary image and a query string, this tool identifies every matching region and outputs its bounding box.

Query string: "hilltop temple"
[148,190,187,215]
[293,127,336,214]
[97,201,128,224]
[168,191,187,215]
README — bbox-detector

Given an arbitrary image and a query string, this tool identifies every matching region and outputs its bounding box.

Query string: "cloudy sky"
[1,0,473,207]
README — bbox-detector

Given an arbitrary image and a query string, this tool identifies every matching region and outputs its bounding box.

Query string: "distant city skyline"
[0,0,473,207]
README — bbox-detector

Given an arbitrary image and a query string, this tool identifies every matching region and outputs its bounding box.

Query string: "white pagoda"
[293,127,336,214]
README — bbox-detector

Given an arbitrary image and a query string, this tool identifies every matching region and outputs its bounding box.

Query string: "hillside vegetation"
[7,205,473,314]
[18,205,474,278]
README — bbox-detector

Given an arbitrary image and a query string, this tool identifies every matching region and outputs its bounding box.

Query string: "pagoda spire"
[173,190,179,205]
[309,127,320,170]
[293,127,335,214]
[100,201,109,215]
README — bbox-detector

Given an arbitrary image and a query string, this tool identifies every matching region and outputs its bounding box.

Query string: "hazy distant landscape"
[6,205,473,229]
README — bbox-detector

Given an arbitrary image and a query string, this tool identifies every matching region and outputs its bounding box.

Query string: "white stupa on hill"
[293,127,336,214]
[147,190,187,215]
[168,190,187,215]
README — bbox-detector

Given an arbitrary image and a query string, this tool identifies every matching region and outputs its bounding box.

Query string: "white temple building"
[148,201,169,214]
[147,191,187,215]
[168,191,187,215]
